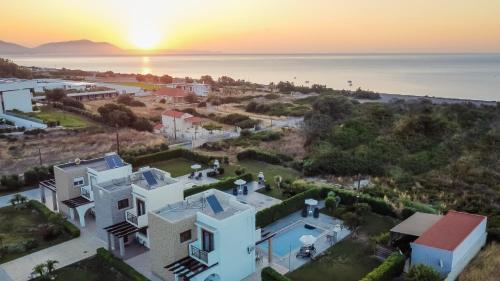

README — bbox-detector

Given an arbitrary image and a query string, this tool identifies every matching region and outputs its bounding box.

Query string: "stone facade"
[54,165,88,217]
[94,184,133,243]
[149,212,197,281]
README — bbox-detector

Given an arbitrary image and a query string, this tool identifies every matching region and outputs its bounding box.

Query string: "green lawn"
[217,160,301,200]
[287,211,397,281]
[30,107,95,128]
[0,206,72,263]
[31,255,133,281]
[151,158,206,177]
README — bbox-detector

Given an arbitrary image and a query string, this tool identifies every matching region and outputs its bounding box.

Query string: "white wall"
[0,113,47,129]
[1,89,33,113]
[411,243,453,276]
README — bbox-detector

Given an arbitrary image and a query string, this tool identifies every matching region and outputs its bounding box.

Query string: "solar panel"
[143,171,158,186]
[206,195,224,214]
[104,155,124,169]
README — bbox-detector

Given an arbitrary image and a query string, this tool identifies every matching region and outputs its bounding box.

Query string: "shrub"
[27,200,80,238]
[24,166,53,186]
[237,149,283,165]
[360,252,405,281]
[60,97,84,109]
[0,174,23,189]
[404,264,443,281]
[184,173,253,197]
[23,239,39,250]
[261,267,291,281]
[96,248,149,281]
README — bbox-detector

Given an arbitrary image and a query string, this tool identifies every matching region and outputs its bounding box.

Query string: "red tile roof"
[162,110,185,118]
[413,210,486,251]
[153,123,164,130]
[184,116,203,124]
[155,88,188,97]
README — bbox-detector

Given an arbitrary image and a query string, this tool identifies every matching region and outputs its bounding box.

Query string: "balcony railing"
[126,210,138,226]
[190,244,208,263]
[80,186,93,201]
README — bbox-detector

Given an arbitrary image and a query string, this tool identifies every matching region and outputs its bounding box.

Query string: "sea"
[5,54,500,101]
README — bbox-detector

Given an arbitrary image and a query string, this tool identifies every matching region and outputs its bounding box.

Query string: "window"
[136,198,146,216]
[180,230,192,243]
[73,177,84,187]
[117,199,129,210]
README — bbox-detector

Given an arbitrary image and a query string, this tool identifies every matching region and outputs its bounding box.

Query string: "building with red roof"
[160,110,205,139]
[409,211,487,279]
[155,88,188,103]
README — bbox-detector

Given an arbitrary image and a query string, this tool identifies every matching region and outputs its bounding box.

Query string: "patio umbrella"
[191,164,202,172]
[304,199,318,206]
[234,179,247,186]
[213,159,220,169]
[300,234,317,245]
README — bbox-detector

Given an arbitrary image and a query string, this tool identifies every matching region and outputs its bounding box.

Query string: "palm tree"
[274,175,282,190]
[31,263,47,280]
[45,259,59,277]
[9,197,17,207]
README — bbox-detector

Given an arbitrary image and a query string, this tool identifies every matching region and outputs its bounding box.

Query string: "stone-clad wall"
[149,212,197,281]
[94,185,133,242]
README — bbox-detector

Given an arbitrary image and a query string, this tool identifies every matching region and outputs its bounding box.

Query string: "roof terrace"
[131,168,177,190]
[155,189,252,222]
[56,153,126,172]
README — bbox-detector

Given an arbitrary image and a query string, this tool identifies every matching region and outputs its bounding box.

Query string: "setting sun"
[129,19,161,50]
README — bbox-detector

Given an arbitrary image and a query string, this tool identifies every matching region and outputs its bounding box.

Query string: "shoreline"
[360,92,498,106]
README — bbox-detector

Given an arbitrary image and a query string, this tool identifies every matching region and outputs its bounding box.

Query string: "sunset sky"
[1,0,500,53]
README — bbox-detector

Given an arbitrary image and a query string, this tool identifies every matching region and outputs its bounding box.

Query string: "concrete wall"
[54,165,88,216]
[411,243,453,276]
[0,113,47,129]
[149,212,197,281]
[94,184,133,242]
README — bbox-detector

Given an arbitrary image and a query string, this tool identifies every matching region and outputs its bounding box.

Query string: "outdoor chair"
[301,206,308,217]
[296,245,316,258]
[188,172,195,179]
[243,185,248,195]
[313,207,320,218]
[196,172,202,180]
[233,187,238,195]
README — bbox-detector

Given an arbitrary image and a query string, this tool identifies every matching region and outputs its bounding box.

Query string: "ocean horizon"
[5,53,500,101]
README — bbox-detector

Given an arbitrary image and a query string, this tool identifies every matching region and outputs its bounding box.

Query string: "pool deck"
[257,201,351,273]
[227,181,282,211]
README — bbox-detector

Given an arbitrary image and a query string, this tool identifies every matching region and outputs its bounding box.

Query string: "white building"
[150,189,259,281]
[166,82,211,97]
[161,110,204,140]
[410,211,487,280]
[0,78,34,114]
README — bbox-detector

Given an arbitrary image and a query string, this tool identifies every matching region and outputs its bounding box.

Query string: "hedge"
[130,148,222,167]
[184,173,253,197]
[360,252,405,281]
[27,200,80,238]
[256,187,330,228]
[96,248,149,281]
[237,149,283,165]
[261,267,291,281]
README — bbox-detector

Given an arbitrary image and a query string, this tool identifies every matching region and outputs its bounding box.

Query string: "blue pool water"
[259,223,323,257]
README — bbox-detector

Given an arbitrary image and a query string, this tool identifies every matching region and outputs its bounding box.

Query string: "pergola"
[60,196,93,227]
[165,256,218,280]
[104,221,145,257]
[390,212,443,248]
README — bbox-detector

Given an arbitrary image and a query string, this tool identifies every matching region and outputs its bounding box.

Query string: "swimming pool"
[259,222,323,257]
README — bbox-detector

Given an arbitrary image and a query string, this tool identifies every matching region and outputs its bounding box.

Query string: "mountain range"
[0,39,126,55]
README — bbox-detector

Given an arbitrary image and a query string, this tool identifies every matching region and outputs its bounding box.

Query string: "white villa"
[161,110,205,140]
[150,189,259,281]
[165,82,211,97]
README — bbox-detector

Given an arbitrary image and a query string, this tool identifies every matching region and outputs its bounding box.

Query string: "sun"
[130,20,161,50]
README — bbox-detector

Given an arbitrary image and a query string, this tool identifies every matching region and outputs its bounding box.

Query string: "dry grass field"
[0,128,165,175]
[83,95,168,119]
[459,243,500,281]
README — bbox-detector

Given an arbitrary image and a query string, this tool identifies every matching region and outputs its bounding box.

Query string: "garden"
[28,106,96,128]
[0,199,77,263]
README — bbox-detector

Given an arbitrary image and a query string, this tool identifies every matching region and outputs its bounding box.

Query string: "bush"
[130,148,219,168]
[24,166,53,186]
[261,267,291,281]
[0,174,23,189]
[360,252,405,281]
[184,173,253,197]
[237,149,283,165]
[27,200,80,238]
[23,239,38,250]
[404,264,443,281]
[96,248,149,281]
[60,97,84,109]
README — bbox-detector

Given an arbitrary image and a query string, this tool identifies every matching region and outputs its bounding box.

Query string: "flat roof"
[155,190,251,222]
[131,168,177,190]
[97,177,131,192]
[56,153,126,172]
[391,212,443,237]
[413,210,486,251]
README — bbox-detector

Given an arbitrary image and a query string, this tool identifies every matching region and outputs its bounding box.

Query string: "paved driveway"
[0,220,105,281]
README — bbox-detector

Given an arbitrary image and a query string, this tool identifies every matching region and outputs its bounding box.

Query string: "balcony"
[80,185,93,201]
[189,241,218,266]
[125,209,148,228]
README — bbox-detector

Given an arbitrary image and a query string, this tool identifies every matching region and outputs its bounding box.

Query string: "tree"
[342,212,362,235]
[185,93,198,103]
[160,74,173,84]
[405,264,443,281]
[10,193,27,208]
[45,89,66,102]
[200,75,215,85]
[45,260,59,276]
